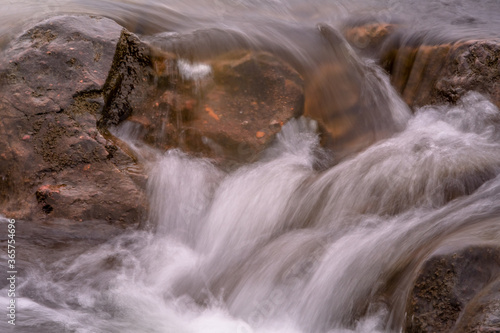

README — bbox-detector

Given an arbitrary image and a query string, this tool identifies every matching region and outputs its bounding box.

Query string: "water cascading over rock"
[1,1,500,332]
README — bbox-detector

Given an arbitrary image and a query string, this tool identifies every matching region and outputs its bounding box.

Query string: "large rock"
[0,15,146,227]
[344,23,500,111]
[405,246,500,332]
[102,30,304,164]
[0,14,306,228]
[381,37,500,109]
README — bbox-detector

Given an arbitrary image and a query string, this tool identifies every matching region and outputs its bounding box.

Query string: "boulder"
[405,246,500,332]
[381,37,500,109]
[0,15,147,227]
[435,40,500,109]
[0,14,306,228]
[177,50,304,162]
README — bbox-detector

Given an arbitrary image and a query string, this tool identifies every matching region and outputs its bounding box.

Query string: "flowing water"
[1,0,500,332]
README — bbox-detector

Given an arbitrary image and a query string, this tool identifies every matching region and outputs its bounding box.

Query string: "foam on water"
[178,59,212,81]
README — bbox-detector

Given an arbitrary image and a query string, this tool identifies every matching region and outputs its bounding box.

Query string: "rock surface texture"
[0,15,305,230]
[0,15,146,227]
[405,246,500,333]
[381,37,500,110]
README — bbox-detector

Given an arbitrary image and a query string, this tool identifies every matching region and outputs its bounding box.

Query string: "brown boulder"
[184,50,304,162]
[0,15,146,227]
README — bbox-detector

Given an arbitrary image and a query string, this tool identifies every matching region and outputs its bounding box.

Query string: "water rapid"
[1,1,500,332]
[2,91,500,332]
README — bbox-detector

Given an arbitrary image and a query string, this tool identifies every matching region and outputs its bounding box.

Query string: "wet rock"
[0,15,146,226]
[105,37,304,164]
[303,62,367,155]
[1,15,121,114]
[381,37,500,109]
[435,40,500,109]
[454,278,500,333]
[100,30,155,127]
[405,246,500,332]
[185,50,304,162]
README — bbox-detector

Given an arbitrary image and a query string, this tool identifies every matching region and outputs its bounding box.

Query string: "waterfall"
[1,1,500,332]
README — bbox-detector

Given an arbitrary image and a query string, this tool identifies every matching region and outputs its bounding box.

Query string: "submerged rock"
[0,15,146,227]
[405,246,500,332]
[104,31,304,163]
[454,278,500,333]
[343,21,399,55]
[305,24,408,159]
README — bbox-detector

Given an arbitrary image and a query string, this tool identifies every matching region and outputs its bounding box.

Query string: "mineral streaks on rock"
[381,38,500,109]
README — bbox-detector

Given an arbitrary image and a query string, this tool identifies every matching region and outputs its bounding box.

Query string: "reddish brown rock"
[303,63,364,154]
[382,42,453,107]
[185,51,304,162]
[343,22,399,54]
[104,37,305,164]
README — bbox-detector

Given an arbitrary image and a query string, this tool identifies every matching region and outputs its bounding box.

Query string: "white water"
[2,92,500,332]
[2,0,500,331]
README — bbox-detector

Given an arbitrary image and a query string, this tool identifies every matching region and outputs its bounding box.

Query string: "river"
[1,0,500,332]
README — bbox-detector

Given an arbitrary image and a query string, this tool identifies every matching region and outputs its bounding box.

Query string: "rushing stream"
[1,0,500,332]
